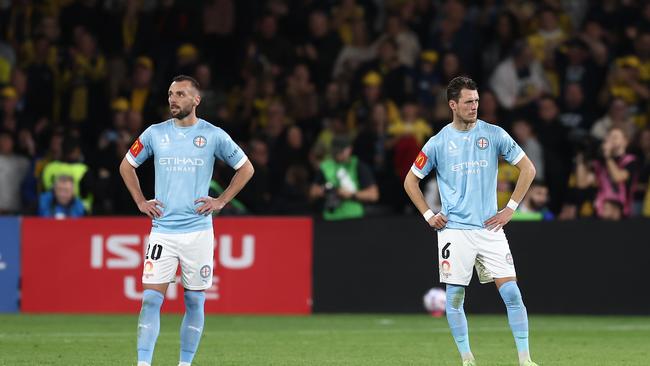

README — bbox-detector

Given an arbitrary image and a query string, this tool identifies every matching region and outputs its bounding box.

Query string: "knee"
[184,291,206,311]
[142,289,164,309]
[498,281,523,306]
[445,284,466,311]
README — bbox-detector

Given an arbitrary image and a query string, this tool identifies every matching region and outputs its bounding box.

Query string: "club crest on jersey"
[476,137,489,150]
[414,151,428,169]
[193,135,207,148]
[130,138,144,157]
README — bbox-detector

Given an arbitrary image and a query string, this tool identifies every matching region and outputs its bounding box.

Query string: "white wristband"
[423,209,434,221]
[506,199,519,211]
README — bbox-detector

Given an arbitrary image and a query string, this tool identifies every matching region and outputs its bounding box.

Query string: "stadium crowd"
[1,0,650,220]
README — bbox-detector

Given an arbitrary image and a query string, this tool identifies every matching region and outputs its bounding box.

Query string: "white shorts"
[142,229,214,290]
[437,228,516,286]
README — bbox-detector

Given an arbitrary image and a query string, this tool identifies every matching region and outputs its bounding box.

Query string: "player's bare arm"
[337,184,379,202]
[119,157,163,218]
[484,155,536,231]
[404,170,448,230]
[195,159,254,215]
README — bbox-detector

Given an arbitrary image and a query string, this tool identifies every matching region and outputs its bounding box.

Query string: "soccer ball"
[423,287,446,317]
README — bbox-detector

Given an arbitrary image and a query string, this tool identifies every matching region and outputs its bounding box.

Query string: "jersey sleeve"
[410,137,437,179]
[125,127,153,167]
[215,130,248,169]
[497,127,525,165]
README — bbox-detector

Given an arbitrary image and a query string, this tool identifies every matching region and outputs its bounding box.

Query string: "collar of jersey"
[171,118,201,132]
[449,119,482,133]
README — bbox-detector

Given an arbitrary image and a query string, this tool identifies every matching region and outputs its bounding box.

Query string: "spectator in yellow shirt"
[388,99,432,146]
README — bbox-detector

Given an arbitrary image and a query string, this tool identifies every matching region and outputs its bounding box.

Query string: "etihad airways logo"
[159,157,205,172]
[451,160,488,174]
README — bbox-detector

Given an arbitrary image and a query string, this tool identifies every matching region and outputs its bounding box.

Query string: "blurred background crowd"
[1,0,650,221]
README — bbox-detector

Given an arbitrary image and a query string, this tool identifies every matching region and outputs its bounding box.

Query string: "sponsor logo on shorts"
[506,253,513,265]
[200,265,211,278]
[144,260,153,272]
[440,260,451,279]
[143,260,154,279]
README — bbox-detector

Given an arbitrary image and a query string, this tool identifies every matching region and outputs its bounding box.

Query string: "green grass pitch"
[0,314,648,365]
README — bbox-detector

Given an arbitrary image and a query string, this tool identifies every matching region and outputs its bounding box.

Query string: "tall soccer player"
[120,75,254,366]
[404,76,538,366]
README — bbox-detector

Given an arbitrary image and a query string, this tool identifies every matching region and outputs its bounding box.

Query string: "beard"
[529,199,546,211]
[171,105,192,120]
[460,115,477,124]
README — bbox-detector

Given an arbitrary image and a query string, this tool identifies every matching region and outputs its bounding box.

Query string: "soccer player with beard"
[404,76,538,366]
[516,180,554,220]
[120,75,254,366]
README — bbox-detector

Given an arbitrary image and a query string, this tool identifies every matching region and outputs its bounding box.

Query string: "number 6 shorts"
[437,228,516,286]
[142,229,215,290]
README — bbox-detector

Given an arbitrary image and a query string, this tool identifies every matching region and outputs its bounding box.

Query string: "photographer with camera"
[309,136,379,220]
[576,127,639,218]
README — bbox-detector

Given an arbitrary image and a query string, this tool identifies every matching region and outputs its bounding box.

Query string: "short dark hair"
[447,76,477,102]
[172,75,200,90]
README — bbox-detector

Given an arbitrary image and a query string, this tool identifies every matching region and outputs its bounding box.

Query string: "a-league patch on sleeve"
[414,151,428,169]
[129,138,144,157]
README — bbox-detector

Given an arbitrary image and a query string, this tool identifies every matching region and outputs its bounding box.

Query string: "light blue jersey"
[411,119,524,230]
[126,119,247,233]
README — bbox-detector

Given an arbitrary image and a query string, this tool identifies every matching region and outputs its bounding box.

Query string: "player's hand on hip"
[138,199,164,218]
[484,208,514,232]
[195,196,226,216]
[428,212,448,230]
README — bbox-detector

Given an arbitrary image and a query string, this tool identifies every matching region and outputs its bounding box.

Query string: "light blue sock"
[499,281,531,364]
[446,284,474,361]
[137,289,164,364]
[180,290,206,364]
